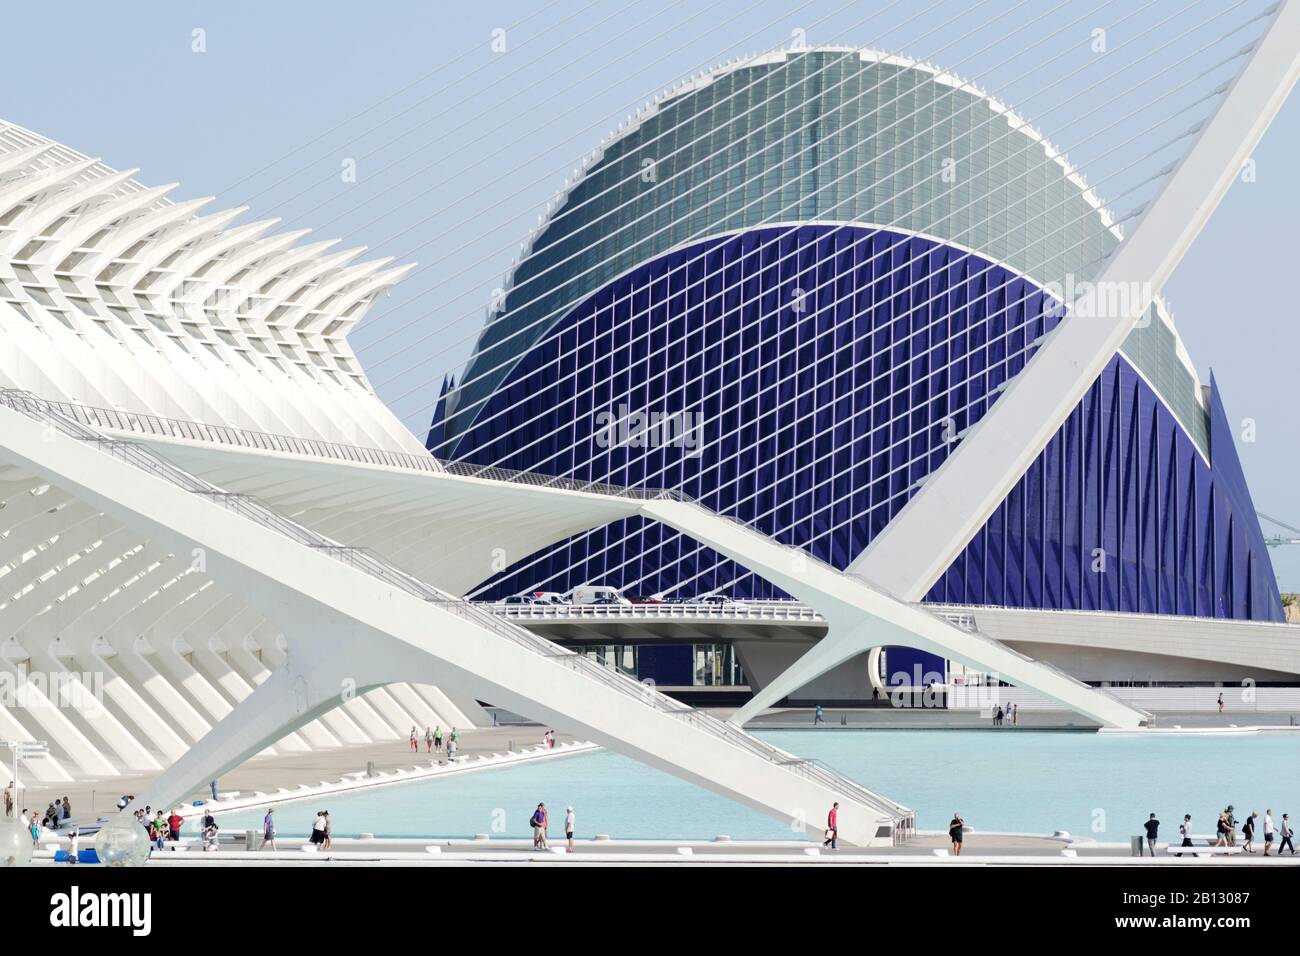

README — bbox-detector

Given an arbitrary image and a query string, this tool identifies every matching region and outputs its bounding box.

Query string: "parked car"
[699,593,749,611]
[568,586,631,606]
[502,594,536,605]
[530,591,570,605]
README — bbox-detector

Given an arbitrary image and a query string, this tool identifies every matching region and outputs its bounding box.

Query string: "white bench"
[1165,844,1243,857]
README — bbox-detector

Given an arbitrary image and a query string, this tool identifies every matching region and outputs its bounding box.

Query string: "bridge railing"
[486,601,824,623]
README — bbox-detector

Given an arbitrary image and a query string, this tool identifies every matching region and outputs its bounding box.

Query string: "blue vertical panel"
[884,647,946,689]
[1205,374,1284,620]
[636,645,693,687]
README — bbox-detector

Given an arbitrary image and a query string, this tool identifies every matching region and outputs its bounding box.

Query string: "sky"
[4,0,1300,586]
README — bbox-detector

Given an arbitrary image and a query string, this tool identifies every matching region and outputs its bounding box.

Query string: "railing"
[0,388,914,838]
[928,600,1300,631]
[486,601,825,624]
[27,394,693,502]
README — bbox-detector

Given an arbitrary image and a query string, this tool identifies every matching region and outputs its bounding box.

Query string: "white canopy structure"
[0,1,1296,844]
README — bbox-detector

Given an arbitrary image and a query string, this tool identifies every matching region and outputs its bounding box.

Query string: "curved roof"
[0,120,424,453]
[449,47,1207,454]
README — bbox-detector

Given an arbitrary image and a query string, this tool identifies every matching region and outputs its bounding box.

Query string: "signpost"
[2,739,49,817]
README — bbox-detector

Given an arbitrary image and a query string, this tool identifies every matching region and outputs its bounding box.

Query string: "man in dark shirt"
[949,813,965,856]
[1143,813,1160,856]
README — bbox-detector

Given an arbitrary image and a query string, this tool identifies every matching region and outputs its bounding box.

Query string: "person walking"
[2,781,11,818]
[425,727,434,753]
[262,808,277,851]
[1225,806,1237,847]
[322,811,332,850]
[1263,809,1275,856]
[949,812,965,856]
[1279,814,1295,855]
[1242,811,1257,853]
[823,802,839,849]
[1215,809,1229,847]
[167,808,183,842]
[210,780,219,801]
[1011,703,1018,726]
[151,811,167,851]
[409,727,419,752]
[814,704,824,726]
[1177,814,1194,856]
[1143,813,1159,856]
[564,805,576,852]
[310,811,328,847]
[1217,692,1224,713]
[433,726,443,751]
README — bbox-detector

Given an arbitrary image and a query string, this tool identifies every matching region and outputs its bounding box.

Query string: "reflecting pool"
[213,730,1300,841]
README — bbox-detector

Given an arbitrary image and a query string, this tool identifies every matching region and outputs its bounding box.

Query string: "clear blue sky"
[5,1,1299,585]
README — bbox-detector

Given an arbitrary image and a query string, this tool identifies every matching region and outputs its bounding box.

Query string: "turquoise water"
[214,730,1300,841]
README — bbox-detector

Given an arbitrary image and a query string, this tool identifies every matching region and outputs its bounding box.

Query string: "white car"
[530,591,570,605]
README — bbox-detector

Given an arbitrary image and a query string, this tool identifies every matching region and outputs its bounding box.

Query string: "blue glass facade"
[434,224,1283,623]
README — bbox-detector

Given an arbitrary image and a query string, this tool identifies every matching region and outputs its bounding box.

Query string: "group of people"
[5,798,70,848]
[542,729,557,748]
[1141,808,1295,856]
[259,806,331,851]
[135,806,185,850]
[4,784,73,834]
[413,725,458,757]
[529,801,577,851]
[1211,806,1293,854]
[991,702,1018,726]
[129,803,221,853]
[10,797,74,849]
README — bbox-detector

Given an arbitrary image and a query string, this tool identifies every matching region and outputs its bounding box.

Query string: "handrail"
[23,394,694,503]
[0,388,914,836]
[485,601,825,623]
[927,600,1300,631]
